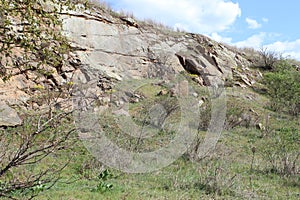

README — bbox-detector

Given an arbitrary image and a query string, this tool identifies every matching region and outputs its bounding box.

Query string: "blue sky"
[103,0,300,60]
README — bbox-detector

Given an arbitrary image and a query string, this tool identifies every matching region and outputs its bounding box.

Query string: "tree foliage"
[263,59,300,116]
[0,0,77,81]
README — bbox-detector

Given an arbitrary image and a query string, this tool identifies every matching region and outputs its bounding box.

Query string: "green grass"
[37,118,299,200]
[1,84,299,200]
[37,128,299,200]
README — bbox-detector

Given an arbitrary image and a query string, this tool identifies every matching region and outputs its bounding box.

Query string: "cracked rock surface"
[0,4,260,127]
[61,7,253,85]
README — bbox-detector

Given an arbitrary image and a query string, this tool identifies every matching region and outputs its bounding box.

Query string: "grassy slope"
[0,84,298,200]
[1,1,298,199]
[36,86,299,200]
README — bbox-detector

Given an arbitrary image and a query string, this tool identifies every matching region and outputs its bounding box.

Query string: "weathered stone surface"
[0,4,261,125]
[61,8,253,87]
[0,102,22,126]
[0,75,31,106]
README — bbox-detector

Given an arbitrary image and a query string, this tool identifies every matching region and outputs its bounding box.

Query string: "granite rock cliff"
[0,2,261,126]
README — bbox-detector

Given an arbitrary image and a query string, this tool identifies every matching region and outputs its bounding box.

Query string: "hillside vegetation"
[0,0,299,199]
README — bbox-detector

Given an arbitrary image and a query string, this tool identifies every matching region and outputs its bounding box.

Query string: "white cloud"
[262,18,269,23]
[173,23,189,32]
[265,39,300,60]
[111,0,241,33]
[231,33,300,60]
[210,32,232,44]
[245,18,261,29]
[233,32,266,48]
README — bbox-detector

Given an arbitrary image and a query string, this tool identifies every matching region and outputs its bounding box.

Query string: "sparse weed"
[90,169,114,193]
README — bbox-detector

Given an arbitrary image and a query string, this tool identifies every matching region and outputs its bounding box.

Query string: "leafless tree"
[0,107,76,199]
[259,47,280,70]
[0,81,78,199]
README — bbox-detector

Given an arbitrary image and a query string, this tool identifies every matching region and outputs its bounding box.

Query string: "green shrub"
[263,60,300,116]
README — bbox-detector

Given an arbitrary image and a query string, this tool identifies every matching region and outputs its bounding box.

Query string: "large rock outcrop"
[60,6,253,86]
[0,3,260,127]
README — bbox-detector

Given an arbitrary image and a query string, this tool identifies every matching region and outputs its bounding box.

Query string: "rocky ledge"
[1,3,262,127]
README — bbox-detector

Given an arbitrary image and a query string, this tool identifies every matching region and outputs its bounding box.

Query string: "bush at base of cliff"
[0,109,76,199]
[263,59,300,116]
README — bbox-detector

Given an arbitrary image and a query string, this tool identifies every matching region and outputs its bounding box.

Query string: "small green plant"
[26,181,47,196]
[91,169,114,193]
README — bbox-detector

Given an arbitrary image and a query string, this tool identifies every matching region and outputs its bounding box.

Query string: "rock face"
[60,6,253,86]
[0,102,22,127]
[0,3,260,127]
